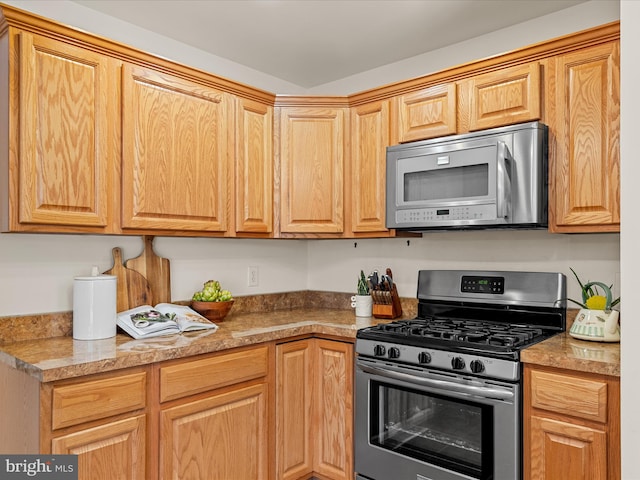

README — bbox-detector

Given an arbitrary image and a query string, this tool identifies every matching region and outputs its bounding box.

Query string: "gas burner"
[367,318,549,350]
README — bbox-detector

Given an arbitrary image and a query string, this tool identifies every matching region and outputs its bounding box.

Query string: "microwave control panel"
[395,204,500,225]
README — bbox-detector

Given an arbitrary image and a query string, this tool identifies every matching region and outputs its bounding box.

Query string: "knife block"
[372,285,403,319]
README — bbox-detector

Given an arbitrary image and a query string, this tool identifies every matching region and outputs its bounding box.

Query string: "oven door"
[355,356,520,480]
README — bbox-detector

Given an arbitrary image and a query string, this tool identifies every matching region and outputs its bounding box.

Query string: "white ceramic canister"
[73,267,117,340]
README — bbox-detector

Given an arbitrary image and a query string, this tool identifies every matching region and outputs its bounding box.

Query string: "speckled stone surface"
[0,292,417,383]
[521,333,620,377]
[0,295,619,382]
[520,308,620,377]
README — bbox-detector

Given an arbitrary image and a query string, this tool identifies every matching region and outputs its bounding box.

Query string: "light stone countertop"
[0,308,397,383]
[0,304,620,383]
[520,332,620,376]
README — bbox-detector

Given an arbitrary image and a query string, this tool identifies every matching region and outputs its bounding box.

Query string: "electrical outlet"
[248,266,259,287]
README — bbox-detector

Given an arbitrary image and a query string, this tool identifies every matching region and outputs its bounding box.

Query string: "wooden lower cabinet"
[157,345,271,480]
[159,383,269,480]
[1,339,355,480]
[0,364,150,477]
[276,338,354,480]
[51,415,147,480]
[524,364,620,480]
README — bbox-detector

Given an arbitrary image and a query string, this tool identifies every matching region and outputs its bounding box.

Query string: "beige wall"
[0,0,621,316]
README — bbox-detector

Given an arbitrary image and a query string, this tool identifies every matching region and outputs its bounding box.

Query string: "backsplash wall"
[0,231,620,317]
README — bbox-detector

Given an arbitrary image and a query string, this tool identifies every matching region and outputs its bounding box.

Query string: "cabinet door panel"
[396,83,457,142]
[313,340,353,480]
[279,107,344,233]
[276,340,313,480]
[550,42,620,232]
[122,64,231,232]
[236,98,273,234]
[160,383,268,480]
[15,32,117,229]
[350,100,390,233]
[51,415,146,480]
[467,63,541,131]
[529,415,606,480]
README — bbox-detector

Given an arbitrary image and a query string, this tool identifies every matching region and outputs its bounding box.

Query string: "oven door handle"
[357,362,514,400]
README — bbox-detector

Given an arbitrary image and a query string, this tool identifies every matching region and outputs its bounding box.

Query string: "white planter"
[351,295,373,317]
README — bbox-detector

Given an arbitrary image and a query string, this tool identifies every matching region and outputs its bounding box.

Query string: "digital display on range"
[461,275,505,294]
[436,209,450,216]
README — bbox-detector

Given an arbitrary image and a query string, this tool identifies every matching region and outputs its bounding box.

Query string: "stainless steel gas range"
[355,270,566,480]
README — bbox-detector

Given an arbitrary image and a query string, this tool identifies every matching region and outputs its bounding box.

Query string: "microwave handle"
[496,141,513,219]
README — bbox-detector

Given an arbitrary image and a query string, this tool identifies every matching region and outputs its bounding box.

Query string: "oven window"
[370,380,493,480]
[404,163,489,202]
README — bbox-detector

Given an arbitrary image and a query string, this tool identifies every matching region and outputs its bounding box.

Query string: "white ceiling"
[71,0,587,88]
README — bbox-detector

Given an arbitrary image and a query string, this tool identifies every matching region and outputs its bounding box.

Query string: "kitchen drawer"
[530,369,607,423]
[52,371,147,430]
[159,345,269,402]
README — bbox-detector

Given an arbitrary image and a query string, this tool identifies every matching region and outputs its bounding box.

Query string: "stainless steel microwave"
[386,121,548,231]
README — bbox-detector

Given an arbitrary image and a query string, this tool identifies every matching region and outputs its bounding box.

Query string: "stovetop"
[355,270,567,380]
[356,317,557,359]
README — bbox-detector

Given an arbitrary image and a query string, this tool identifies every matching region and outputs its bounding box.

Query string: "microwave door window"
[404,164,489,202]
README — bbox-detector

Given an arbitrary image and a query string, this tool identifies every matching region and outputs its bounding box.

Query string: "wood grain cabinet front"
[460,62,541,132]
[394,83,457,143]
[235,98,274,236]
[546,41,620,233]
[121,64,233,234]
[277,106,346,235]
[524,364,620,480]
[0,364,150,479]
[276,338,353,480]
[157,345,272,480]
[1,29,120,233]
[349,100,392,236]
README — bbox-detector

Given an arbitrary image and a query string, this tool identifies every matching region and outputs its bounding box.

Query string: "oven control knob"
[418,352,432,364]
[470,359,485,374]
[373,345,386,357]
[451,357,466,370]
[388,347,400,359]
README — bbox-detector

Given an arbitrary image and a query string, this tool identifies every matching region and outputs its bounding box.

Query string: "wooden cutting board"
[103,247,152,312]
[125,236,171,304]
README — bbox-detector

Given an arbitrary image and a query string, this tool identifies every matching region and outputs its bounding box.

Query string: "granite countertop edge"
[0,307,621,383]
[0,308,394,383]
[520,332,620,377]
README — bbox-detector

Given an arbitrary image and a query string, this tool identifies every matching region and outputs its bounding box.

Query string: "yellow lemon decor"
[585,295,607,311]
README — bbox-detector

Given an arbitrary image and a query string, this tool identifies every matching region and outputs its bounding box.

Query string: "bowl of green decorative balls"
[190,280,234,322]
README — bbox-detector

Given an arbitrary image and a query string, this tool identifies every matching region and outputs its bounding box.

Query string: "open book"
[117,303,218,339]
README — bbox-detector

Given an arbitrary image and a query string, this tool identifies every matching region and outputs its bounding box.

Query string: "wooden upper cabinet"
[350,100,391,235]
[236,98,273,235]
[278,106,345,234]
[395,83,457,143]
[121,64,233,233]
[3,30,120,232]
[548,41,620,232]
[462,62,541,132]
